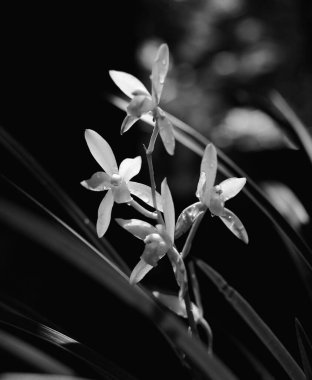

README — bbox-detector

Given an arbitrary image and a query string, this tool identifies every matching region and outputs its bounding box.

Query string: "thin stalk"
[145,125,164,225]
[181,211,206,260]
[184,286,199,339]
[188,261,203,315]
[128,199,158,220]
[199,318,214,355]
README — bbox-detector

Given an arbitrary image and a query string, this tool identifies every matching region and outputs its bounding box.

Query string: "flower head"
[196,143,248,243]
[109,44,175,155]
[81,129,161,237]
[116,179,186,291]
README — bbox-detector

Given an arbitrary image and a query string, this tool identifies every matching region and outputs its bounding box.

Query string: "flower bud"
[141,233,168,266]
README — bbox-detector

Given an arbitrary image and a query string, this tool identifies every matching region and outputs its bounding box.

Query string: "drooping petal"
[196,172,207,202]
[115,218,156,240]
[119,156,142,183]
[151,44,169,105]
[109,70,150,99]
[200,143,217,196]
[127,181,163,211]
[111,182,132,204]
[130,258,153,284]
[219,208,249,244]
[175,202,205,239]
[161,178,175,242]
[85,130,118,175]
[219,177,246,202]
[80,172,111,191]
[120,115,139,134]
[96,190,114,237]
[158,111,175,156]
[127,95,154,118]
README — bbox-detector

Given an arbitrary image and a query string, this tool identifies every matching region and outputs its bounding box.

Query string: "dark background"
[1,2,312,379]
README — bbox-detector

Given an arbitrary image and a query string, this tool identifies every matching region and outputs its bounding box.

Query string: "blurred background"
[1,1,312,379]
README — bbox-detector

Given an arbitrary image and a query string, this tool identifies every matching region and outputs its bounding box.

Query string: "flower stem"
[199,318,214,355]
[128,200,158,220]
[145,125,164,225]
[184,285,199,339]
[181,210,206,260]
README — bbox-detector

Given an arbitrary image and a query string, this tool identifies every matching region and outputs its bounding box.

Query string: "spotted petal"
[97,190,114,237]
[130,258,153,284]
[85,130,118,176]
[109,70,150,99]
[80,172,111,191]
[167,248,187,299]
[119,156,142,183]
[158,111,175,156]
[127,181,163,211]
[200,143,217,195]
[219,208,248,244]
[151,44,169,105]
[115,218,156,240]
[219,177,246,202]
[161,178,175,242]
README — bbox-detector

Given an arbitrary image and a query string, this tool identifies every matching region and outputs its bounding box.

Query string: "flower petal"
[151,44,169,105]
[196,172,207,202]
[127,95,154,118]
[158,112,175,156]
[111,182,132,204]
[161,178,175,242]
[219,177,246,202]
[119,156,142,183]
[85,130,118,175]
[109,70,150,99]
[200,143,217,195]
[97,190,114,237]
[175,202,205,239]
[115,218,156,240]
[219,208,249,244]
[130,258,153,284]
[127,181,163,211]
[80,172,111,191]
[120,115,139,134]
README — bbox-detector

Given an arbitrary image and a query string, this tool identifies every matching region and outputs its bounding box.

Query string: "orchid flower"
[109,43,175,155]
[176,143,248,243]
[116,179,187,293]
[81,129,162,237]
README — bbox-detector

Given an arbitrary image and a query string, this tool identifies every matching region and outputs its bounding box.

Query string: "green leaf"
[197,259,305,380]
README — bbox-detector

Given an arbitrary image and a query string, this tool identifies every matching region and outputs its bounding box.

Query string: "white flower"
[81,129,161,237]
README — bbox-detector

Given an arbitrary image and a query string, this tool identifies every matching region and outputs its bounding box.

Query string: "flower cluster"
[81,44,248,322]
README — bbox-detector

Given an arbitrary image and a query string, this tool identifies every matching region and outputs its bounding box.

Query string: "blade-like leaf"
[84,129,118,175]
[127,181,163,211]
[197,259,305,380]
[151,43,169,105]
[109,70,149,99]
[219,208,249,244]
[0,330,73,375]
[295,319,312,380]
[0,375,90,380]
[0,200,239,380]
[115,218,156,240]
[158,112,175,155]
[161,178,175,242]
